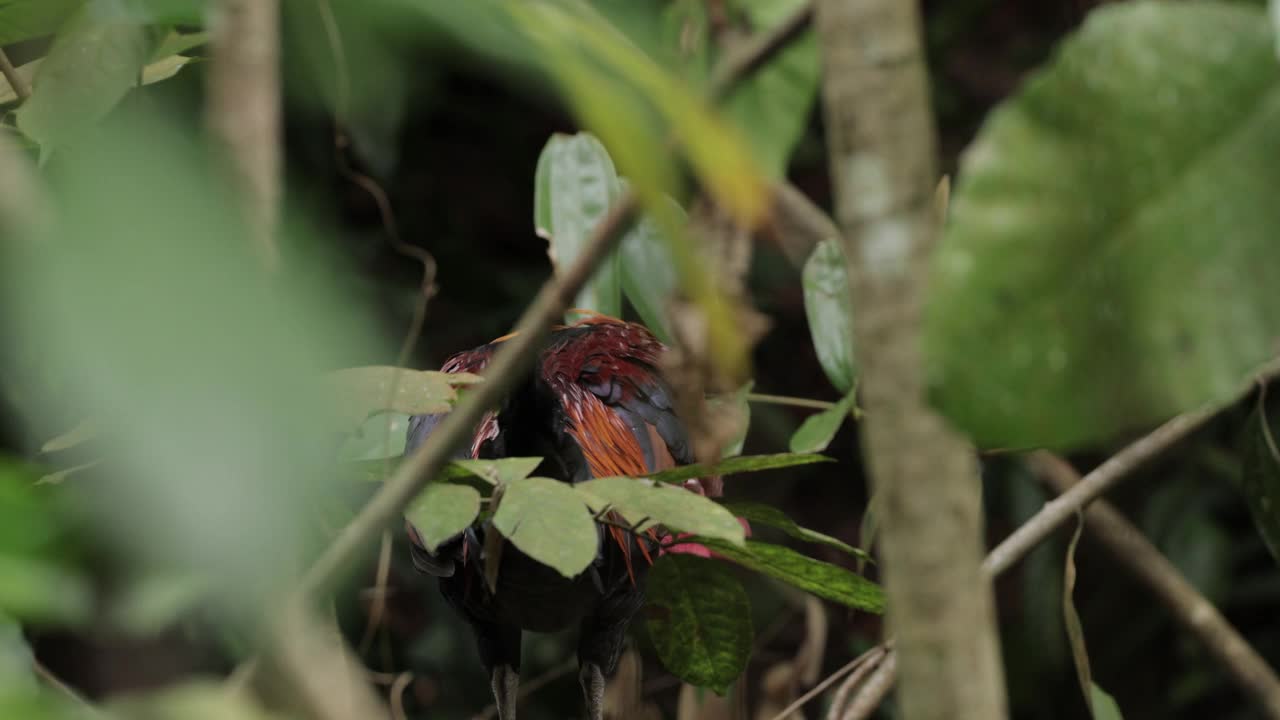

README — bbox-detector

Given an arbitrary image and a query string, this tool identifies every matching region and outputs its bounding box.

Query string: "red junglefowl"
[404,315,713,720]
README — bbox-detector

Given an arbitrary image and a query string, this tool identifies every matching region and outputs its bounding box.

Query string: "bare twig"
[1029,451,1280,720]
[389,671,413,720]
[206,0,282,271]
[823,647,887,720]
[840,356,1280,717]
[707,2,813,102]
[33,660,100,716]
[835,651,896,720]
[746,393,837,410]
[763,646,883,720]
[471,660,577,720]
[0,48,30,102]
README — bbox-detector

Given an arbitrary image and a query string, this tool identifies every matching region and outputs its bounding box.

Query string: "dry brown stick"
[836,651,896,720]
[0,48,31,102]
[840,356,1280,716]
[707,1,812,102]
[764,645,884,720]
[1029,451,1280,720]
[824,646,887,720]
[814,0,1007,718]
[206,0,282,271]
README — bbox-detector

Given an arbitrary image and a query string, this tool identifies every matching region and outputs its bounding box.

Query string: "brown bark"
[812,2,1008,719]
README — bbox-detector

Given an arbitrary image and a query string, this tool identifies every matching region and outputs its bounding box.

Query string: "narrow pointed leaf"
[575,476,745,545]
[645,555,752,694]
[1239,403,1280,566]
[694,538,884,613]
[1090,684,1125,720]
[788,389,857,454]
[618,180,681,344]
[719,501,871,563]
[405,484,482,553]
[492,477,597,578]
[802,239,855,393]
[648,452,831,486]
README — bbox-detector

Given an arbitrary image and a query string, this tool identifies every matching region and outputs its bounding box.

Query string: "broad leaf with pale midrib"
[925,1,1280,449]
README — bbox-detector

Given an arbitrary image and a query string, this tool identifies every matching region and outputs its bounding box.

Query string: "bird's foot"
[579,662,605,720]
[491,664,519,720]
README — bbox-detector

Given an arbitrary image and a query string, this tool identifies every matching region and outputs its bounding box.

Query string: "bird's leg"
[491,665,519,720]
[578,662,606,720]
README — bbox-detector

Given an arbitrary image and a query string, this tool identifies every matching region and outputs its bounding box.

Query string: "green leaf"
[0,464,90,624]
[535,132,623,319]
[107,571,211,636]
[150,30,207,61]
[617,180,681,344]
[0,613,35,693]
[645,555,752,694]
[324,366,480,432]
[1062,512,1094,715]
[406,484,482,553]
[492,477,597,578]
[450,457,542,486]
[925,2,1280,449]
[788,388,856,454]
[719,501,870,563]
[648,452,831,486]
[802,239,855,393]
[1239,402,1280,566]
[336,412,411,462]
[723,0,820,178]
[0,0,83,45]
[1089,684,1125,720]
[15,6,158,151]
[107,681,285,720]
[695,538,884,613]
[575,476,745,545]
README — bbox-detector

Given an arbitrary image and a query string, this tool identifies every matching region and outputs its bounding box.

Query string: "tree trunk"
[812,2,1008,719]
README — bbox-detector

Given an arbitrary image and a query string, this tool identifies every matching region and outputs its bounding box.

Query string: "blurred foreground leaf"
[802,239,855,393]
[0,0,83,46]
[926,2,1280,449]
[788,389,856,454]
[645,554,751,694]
[0,462,89,624]
[324,366,479,433]
[108,682,284,720]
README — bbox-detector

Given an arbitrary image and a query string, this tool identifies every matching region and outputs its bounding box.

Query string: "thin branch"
[0,48,30,102]
[824,647,887,720]
[764,645,884,720]
[206,0,282,271]
[984,355,1280,578]
[840,356,1280,717]
[836,652,896,720]
[707,2,813,102]
[746,393,837,410]
[33,660,100,716]
[1029,451,1280,720]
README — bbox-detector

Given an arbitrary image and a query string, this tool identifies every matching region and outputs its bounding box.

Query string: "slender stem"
[0,48,30,102]
[764,645,884,720]
[1030,451,1280,720]
[838,356,1280,717]
[746,392,837,410]
[33,660,100,716]
[707,2,813,102]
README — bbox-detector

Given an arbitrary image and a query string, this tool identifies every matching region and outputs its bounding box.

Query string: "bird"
[404,314,712,720]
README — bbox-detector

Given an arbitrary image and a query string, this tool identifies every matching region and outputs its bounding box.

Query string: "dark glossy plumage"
[404,316,698,719]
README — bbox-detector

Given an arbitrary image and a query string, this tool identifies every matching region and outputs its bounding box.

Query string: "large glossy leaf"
[925,2,1280,449]
[15,5,158,151]
[645,554,752,694]
[695,538,884,613]
[534,132,623,319]
[491,477,597,578]
[574,476,746,545]
[788,388,857,454]
[719,501,870,563]
[405,484,481,553]
[1239,402,1280,565]
[802,239,855,393]
[324,366,479,432]
[0,0,83,45]
[648,452,831,486]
